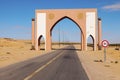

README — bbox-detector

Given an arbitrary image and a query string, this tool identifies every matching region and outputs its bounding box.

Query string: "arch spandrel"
[49,16,84,34]
[45,11,86,36]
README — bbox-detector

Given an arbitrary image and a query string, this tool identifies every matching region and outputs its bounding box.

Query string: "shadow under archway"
[87,35,94,51]
[52,48,81,51]
[38,35,45,51]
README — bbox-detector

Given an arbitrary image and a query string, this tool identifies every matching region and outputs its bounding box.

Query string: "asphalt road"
[0,46,89,80]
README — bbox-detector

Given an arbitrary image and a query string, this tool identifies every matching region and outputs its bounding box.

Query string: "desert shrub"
[20,46,24,49]
[30,46,35,50]
[115,48,119,50]
[115,61,118,64]
[99,59,103,62]
[0,45,4,47]
[6,52,11,54]
[111,61,113,63]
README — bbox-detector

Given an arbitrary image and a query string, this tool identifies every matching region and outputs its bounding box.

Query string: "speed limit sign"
[101,40,109,48]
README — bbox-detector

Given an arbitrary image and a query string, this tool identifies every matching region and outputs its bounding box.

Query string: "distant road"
[0,46,89,80]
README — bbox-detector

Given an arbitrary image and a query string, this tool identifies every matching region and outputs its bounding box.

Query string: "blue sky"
[0,0,120,43]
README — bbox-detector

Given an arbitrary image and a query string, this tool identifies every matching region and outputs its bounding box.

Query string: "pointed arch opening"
[38,35,45,50]
[87,35,94,51]
[50,16,83,50]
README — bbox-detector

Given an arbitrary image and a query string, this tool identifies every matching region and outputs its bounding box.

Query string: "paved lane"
[0,46,89,80]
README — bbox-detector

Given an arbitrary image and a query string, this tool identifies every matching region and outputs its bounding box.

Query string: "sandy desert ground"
[0,38,48,68]
[0,38,68,68]
[0,38,120,80]
[76,46,120,80]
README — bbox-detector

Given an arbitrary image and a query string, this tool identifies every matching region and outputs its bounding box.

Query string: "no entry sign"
[101,40,109,48]
[101,40,109,62]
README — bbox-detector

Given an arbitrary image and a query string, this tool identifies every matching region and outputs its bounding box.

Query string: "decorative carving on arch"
[77,13,84,19]
[49,13,55,20]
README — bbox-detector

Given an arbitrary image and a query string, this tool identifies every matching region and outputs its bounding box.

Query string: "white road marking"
[24,51,64,80]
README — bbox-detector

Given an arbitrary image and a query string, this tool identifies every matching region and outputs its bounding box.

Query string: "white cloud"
[102,3,120,11]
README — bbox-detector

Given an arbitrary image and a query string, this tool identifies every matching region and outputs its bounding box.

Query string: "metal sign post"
[101,40,109,62]
[104,47,106,62]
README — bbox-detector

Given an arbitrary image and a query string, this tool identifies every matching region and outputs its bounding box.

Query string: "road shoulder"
[77,51,120,80]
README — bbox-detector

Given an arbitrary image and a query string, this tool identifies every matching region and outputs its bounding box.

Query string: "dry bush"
[6,52,11,54]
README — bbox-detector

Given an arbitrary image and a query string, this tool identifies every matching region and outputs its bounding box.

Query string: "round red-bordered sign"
[101,40,109,48]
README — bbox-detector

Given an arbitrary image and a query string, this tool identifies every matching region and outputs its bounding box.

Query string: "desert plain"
[0,38,120,80]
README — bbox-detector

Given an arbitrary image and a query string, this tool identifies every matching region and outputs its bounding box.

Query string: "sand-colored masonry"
[32,9,101,51]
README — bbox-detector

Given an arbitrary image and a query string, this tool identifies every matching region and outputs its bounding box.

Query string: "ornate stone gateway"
[31,9,102,51]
